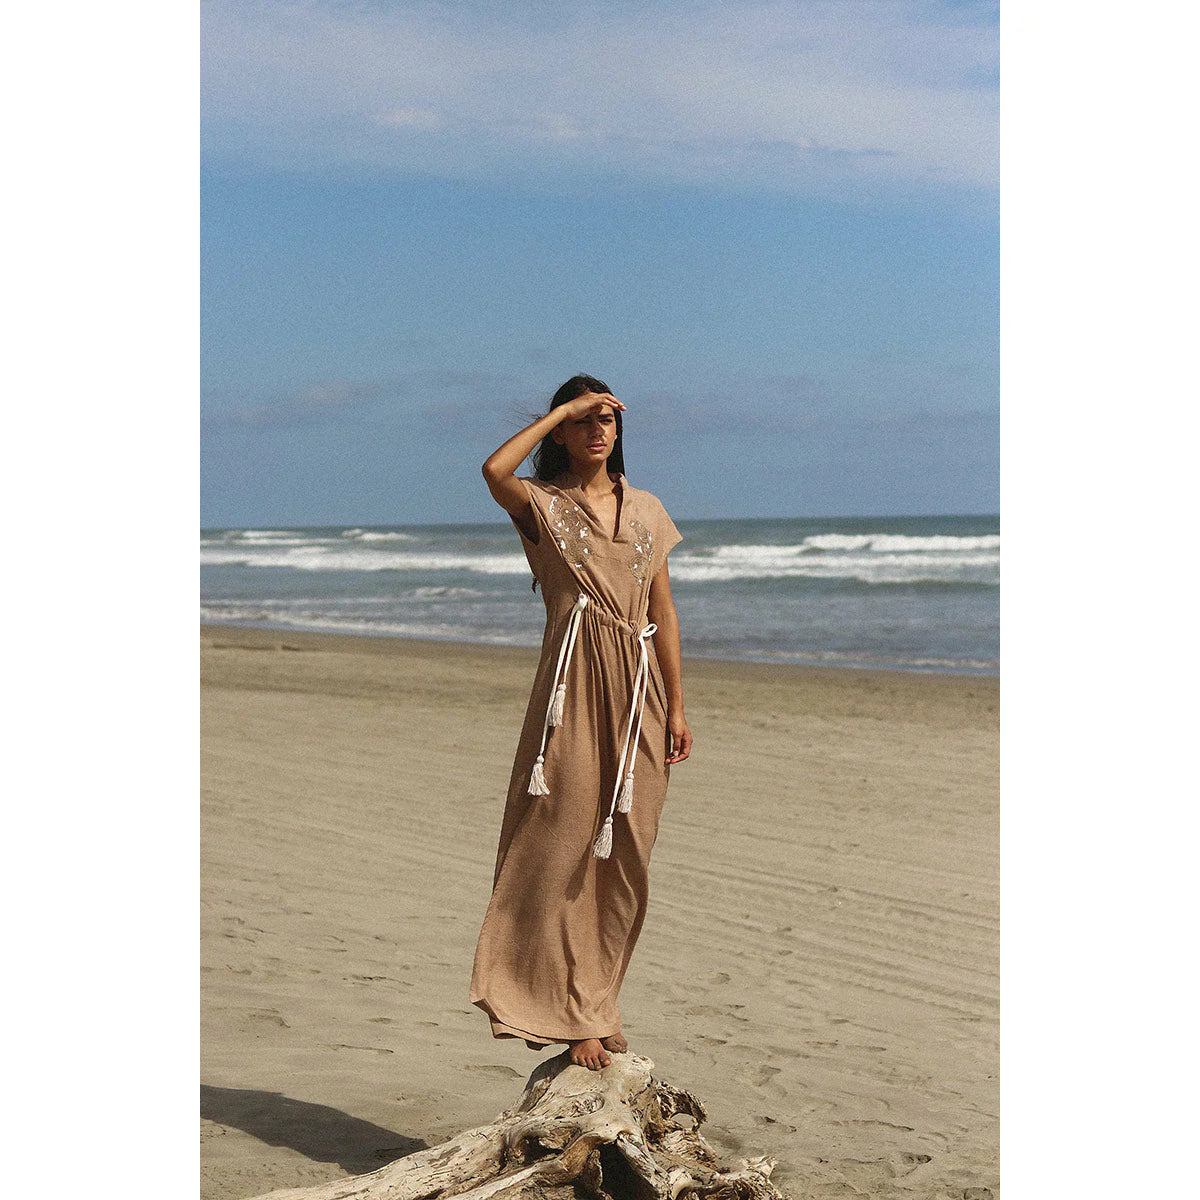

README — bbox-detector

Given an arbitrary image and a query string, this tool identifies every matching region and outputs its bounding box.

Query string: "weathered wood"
[247,1052,786,1200]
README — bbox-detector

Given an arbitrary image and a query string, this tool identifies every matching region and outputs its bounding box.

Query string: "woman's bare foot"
[568,1038,611,1070]
[600,1032,628,1053]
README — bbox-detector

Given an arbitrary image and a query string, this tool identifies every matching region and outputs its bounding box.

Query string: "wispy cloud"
[633,387,996,437]
[205,364,998,446]
[202,378,383,429]
[202,368,525,431]
[202,1,998,196]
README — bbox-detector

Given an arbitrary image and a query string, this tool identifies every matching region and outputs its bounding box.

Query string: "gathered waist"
[549,595,648,639]
[528,592,658,862]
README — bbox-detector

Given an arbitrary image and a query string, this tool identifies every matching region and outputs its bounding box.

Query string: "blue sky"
[201,0,998,526]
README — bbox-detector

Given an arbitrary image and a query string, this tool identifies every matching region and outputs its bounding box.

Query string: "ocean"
[200,515,999,675]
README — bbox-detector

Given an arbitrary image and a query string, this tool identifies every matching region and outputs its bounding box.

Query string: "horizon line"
[201,511,1001,531]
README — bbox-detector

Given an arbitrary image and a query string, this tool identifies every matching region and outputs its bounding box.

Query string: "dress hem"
[471,997,620,1046]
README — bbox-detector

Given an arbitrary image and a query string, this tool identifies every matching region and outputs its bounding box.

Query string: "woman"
[469,374,693,1072]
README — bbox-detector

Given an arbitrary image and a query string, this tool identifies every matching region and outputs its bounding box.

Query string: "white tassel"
[592,816,613,859]
[528,754,550,796]
[548,682,566,726]
[616,771,634,814]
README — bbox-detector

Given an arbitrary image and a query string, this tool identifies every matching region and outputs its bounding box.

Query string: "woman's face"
[553,394,618,468]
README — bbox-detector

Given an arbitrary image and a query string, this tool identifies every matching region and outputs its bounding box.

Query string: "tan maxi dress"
[470,468,684,1045]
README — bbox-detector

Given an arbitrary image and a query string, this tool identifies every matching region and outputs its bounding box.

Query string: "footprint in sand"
[763,1042,804,1058]
[833,1119,916,1133]
[349,974,410,988]
[746,1064,786,1100]
[832,1159,900,1189]
[465,1065,523,1079]
[247,1009,289,1028]
[756,1114,798,1133]
[685,1004,749,1023]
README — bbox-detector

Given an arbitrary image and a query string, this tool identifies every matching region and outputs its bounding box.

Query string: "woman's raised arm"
[481,393,625,520]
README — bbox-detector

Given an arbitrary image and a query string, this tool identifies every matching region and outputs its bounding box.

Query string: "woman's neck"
[567,461,617,494]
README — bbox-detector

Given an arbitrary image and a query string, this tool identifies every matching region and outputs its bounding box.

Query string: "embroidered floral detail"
[627,517,655,583]
[548,494,592,569]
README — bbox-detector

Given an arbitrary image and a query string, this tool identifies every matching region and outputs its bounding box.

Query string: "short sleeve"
[659,503,683,558]
[509,476,548,570]
[651,496,682,580]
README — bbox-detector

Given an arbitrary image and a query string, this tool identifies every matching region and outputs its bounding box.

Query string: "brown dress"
[469,469,683,1045]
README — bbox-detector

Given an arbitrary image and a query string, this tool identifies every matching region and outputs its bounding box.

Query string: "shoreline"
[200,620,1000,678]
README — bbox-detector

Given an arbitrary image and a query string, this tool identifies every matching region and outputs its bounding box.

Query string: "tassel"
[548,682,566,726]
[616,771,634,814]
[528,754,550,796]
[592,816,613,859]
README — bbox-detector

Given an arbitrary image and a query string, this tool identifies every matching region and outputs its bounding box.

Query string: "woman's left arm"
[648,561,693,764]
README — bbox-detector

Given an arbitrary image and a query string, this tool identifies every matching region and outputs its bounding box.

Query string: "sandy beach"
[201,625,998,1200]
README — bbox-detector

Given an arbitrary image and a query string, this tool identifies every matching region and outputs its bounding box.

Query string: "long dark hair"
[530,374,626,481]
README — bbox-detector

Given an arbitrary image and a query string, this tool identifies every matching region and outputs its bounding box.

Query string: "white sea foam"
[200,544,530,574]
[200,518,998,672]
[200,604,277,622]
[713,646,999,672]
[803,533,1000,552]
[340,529,416,541]
[667,543,998,585]
[670,562,995,585]
[200,535,998,584]
[407,585,484,598]
[201,605,538,646]
[208,530,335,547]
[234,536,317,547]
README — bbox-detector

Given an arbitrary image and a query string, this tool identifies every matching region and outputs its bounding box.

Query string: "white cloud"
[376,106,445,131]
[202,0,997,195]
[203,377,381,429]
[202,368,524,431]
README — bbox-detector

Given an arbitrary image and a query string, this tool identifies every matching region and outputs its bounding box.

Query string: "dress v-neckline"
[557,471,627,542]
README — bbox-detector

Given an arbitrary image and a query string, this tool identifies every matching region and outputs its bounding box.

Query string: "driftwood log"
[249,1052,786,1200]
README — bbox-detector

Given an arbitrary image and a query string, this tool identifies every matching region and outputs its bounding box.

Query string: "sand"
[201,625,998,1200]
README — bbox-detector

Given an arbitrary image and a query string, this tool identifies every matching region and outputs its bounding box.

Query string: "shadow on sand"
[201,1084,427,1175]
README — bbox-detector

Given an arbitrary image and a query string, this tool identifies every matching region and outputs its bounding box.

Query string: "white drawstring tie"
[527,593,589,796]
[592,621,658,860]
